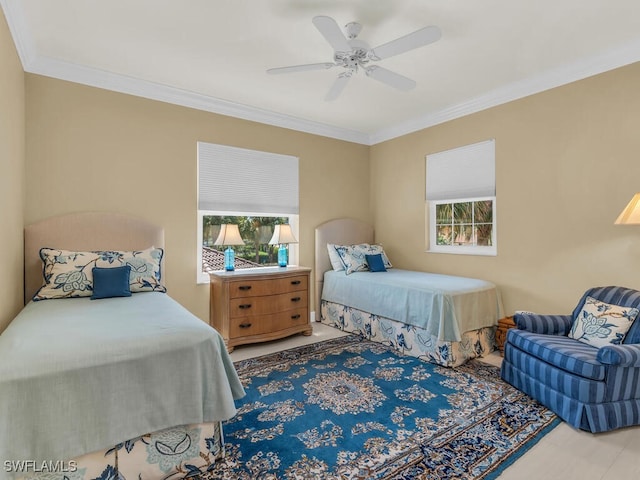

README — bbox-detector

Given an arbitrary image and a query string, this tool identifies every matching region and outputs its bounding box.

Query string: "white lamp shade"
[213,224,245,246]
[268,224,298,245]
[615,194,640,225]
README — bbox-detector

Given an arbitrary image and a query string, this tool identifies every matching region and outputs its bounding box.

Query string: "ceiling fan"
[267,16,441,101]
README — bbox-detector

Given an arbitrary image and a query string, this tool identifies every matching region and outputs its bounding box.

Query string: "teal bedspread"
[0,293,245,477]
[322,269,501,342]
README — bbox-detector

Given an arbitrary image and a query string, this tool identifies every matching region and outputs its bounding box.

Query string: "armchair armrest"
[597,344,640,367]
[515,313,573,335]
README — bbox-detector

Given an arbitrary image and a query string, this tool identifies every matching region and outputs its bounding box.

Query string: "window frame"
[196,210,299,284]
[427,196,497,256]
[197,141,299,284]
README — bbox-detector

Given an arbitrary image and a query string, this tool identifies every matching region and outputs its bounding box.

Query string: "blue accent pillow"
[91,266,132,300]
[365,254,387,272]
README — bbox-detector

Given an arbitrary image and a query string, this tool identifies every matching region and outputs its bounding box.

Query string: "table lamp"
[214,224,245,271]
[268,224,298,267]
[615,193,640,225]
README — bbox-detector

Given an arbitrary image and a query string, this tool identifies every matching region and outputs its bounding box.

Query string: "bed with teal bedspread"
[1,212,246,480]
[315,218,503,367]
[322,269,499,342]
[0,292,245,480]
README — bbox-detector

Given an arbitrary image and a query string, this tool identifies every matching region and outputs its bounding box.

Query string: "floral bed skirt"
[16,422,224,480]
[320,300,496,367]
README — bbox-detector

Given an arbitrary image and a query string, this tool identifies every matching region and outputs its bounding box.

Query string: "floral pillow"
[568,296,640,348]
[334,245,368,275]
[34,247,166,301]
[334,243,393,275]
[354,244,392,269]
[95,248,165,293]
[34,249,98,300]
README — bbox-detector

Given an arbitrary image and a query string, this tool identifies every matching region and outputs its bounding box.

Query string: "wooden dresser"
[209,266,312,352]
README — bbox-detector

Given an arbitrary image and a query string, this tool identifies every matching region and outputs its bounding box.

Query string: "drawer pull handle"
[239,285,252,291]
[238,304,252,309]
[291,314,301,320]
[239,322,252,329]
[291,297,301,302]
[291,280,301,285]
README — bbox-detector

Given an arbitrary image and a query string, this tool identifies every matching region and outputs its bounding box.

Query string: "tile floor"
[229,322,640,479]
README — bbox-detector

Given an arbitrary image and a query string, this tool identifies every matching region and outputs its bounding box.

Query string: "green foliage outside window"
[435,200,493,247]
[203,215,289,265]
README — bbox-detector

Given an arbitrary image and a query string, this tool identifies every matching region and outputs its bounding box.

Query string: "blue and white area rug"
[208,335,559,479]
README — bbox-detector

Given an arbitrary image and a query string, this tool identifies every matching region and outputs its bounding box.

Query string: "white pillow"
[326,244,345,271]
[568,296,639,348]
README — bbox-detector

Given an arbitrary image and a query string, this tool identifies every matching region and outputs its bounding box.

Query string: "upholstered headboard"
[24,212,164,303]
[314,218,374,310]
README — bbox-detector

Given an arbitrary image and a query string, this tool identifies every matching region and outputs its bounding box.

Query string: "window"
[430,197,495,251]
[426,140,496,255]
[199,214,297,270]
[197,142,299,283]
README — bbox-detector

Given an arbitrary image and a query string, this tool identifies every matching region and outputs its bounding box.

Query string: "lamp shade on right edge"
[615,194,640,225]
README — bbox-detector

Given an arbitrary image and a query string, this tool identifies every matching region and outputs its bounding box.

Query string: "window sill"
[427,247,497,256]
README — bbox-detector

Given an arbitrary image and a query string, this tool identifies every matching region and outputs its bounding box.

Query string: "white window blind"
[426,139,495,200]
[198,142,299,214]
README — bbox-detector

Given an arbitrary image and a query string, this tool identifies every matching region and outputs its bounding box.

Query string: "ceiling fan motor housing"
[335,49,369,70]
[344,21,363,39]
[334,36,371,71]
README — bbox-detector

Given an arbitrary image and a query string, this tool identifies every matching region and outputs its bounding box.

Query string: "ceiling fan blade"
[267,63,335,74]
[371,26,441,60]
[312,16,351,52]
[365,65,416,91]
[325,74,351,101]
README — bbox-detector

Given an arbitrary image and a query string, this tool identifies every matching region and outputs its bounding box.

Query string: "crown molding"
[1,1,370,144]
[370,40,640,145]
[26,56,372,145]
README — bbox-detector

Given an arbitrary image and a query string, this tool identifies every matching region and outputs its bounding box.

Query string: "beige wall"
[0,8,25,333]
[371,62,640,315]
[24,75,371,321]
[15,44,640,324]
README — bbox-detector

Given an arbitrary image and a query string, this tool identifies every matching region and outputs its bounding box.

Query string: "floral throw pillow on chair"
[569,296,640,348]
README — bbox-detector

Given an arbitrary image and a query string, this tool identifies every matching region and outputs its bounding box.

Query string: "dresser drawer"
[229,315,272,338]
[229,274,308,298]
[229,307,308,339]
[272,307,309,330]
[229,291,308,318]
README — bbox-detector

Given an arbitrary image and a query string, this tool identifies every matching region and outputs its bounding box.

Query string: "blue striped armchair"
[501,286,640,433]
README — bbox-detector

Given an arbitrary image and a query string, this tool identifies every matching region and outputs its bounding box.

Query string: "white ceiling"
[3,0,640,145]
